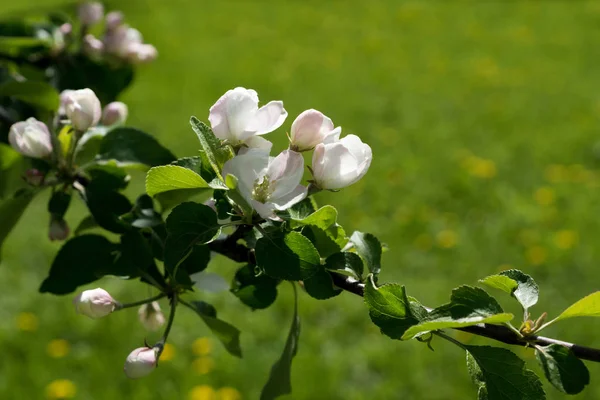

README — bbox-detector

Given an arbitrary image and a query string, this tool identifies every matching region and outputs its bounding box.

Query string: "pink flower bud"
[126,43,158,64]
[124,347,157,379]
[59,23,72,36]
[290,109,341,152]
[137,302,165,331]
[24,169,45,186]
[73,288,117,319]
[105,11,124,31]
[82,34,104,58]
[48,218,70,241]
[101,102,128,126]
[8,118,53,158]
[78,2,104,26]
[63,88,102,132]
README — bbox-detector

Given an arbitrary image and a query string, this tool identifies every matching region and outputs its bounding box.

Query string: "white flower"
[137,302,165,331]
[101,101,128,126]
[222,149,307,219]
[126,43,158,64]
[208,87,287,145]
[312,134,372,190]
[78,2,104,26]
[82,34,104,58]
[63,88,102,131]
[73,288,117,319]
[105,11,124,30]
[290,109,341,151]
[124,347,157,379]
[104,26,142,57]
[8,118,53,158]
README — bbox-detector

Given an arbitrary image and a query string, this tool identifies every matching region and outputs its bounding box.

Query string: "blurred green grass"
[2,0,600,399]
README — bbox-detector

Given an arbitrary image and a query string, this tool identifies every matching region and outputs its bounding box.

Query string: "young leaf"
[97,127,176,168]
[145,165,209,197]
[0,80,59,111]
[499,269,539,311]
[324,252,364,281]
[163,202,220,275]
[189,116,235,180]
[364,275,422,339]
[466,345,545,400]
[260,284,300,400]
[402,286,514,340]
[255,231,320,281]
[535,344,589,394]
[0,189,34,260]
[82,178,132,234]
[231,264,279,310]
[349,231,382,276]
[553,292,600,322]
[302,268,342,300]
[479,275,518,295]
[187,301,242,358]
[287,197,318,220]
[290,205,347,251]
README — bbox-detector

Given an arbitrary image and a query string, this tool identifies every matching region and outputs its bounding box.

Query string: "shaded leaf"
[302,267,342,300]
[188,300,242,358]
[324,251,364,280]
[535,344,589,394]
[0,189,34,260]
[350,231,382,276]
[97,127,176,168]
[0,80,59,111]
[499,269,539,311]
[255,231,320,281]
[232,264,279,310]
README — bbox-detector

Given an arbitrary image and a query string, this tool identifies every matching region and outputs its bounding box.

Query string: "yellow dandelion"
[526,246,547,266]
[45,379,76,399]
[436,230,458,249]
[544,164,568,184]
[188,385,216,400]
[16,312,38,332]
[534,187,555,206]
[553,230,578,250]
[192,357,215,375]
[470,158,497,179]
[47,339,70,359]
[218,387,242,400]
[568,164,589,183]
[413,234,433,252]
[192,337,212,356]
[160,343,175,361]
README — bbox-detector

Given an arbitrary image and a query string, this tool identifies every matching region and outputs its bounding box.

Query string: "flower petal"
[209,87,258,141]
[251,199,277,220]
[222,149,269,204]
[242,100,287,140]
[271,184,308,210]
[266,150,305,199]
[239,135,273,155]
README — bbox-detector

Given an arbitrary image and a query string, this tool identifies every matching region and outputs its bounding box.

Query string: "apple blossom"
[78,2,104,26]
[311,134,372,190]
[59,23,72,36]
[101,101,128,126]
[290,109,341,152]
[63,88,102,132]
[73,288,117,319]
[8,118,53,158]
[208,87,287,146]
[82,34,104,58]
[105,11,124,30]
[222,149,307,219]
[127,43,158,64]
[124,347,157,379]
[104,26,142,57]
[138,302,165,331]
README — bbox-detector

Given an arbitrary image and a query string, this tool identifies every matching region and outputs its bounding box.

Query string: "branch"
[208,235,600,363]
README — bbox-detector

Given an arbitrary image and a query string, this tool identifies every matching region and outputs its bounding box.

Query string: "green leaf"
[287,197,318,220]
[466,345,545,400]
[120,195,163,229]
[535,344,589,394]
[81,173,132,234]
[145,165,209,197]
[255,231,320,281]
[290,205,347,251]
[187,301,242,358]
[232,264,279,310]
[499,269,539,311]
[164,202,220,275]
[479,275,518,295]
[39,235,119,295]
[189,117,235,180]
[97,127,176,168]
[0,80,59,111]
[0,189,34,260]
[349,231,382,276]
[260,284,300,400]
[302,268,342,300]
[402,286,514,340]
[74,215,97,236]
[324,251,364,280]
[554,291,600,322]
[364,275,422,339]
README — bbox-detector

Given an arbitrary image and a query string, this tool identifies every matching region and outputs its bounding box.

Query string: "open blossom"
[105,11,124,30]
[138,302,165,331]
[8,118,53,158]
[78,2,104,26]
[124,347,157,379]
[223,149,307,219]
[73,288,117,319]
[63,88,102,131]
[290,109,341,152]
[312,134,372,190]
[102,101,128,126]
[208,87,287,146]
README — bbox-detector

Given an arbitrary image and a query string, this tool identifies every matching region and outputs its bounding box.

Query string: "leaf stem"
[503,322,524,338]
[155,294,178,357]
[434,331,467,350]
[533,317,559,335]
[115,293,167,310]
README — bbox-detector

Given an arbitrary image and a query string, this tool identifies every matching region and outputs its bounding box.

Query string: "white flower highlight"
[73,288,117,319]
[209,87,287,145]
[312,134,372,190]
[63,88,102,131]
[8,118,53,158]
[82,34,104,58]
[78,2,104,26]
[102,101,128,126]
[105,11,124,30]
[137,302,165,331]
[124,347,157,379]
[223,149,307,219]
[290,109,341,151]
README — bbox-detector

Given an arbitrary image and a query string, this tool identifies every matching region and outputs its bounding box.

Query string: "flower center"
[252,176,271,203]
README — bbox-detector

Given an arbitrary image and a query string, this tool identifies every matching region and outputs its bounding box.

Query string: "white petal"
[242,100,287,140]
[222,150,269,203]
[239,135,273,155]
[271,184,308,210]
[290,109,334,150]
[313,142,360,190]
[266,150,304,199]
[209,87,258,141]
[251,199,277,219]
[323,126,342,144]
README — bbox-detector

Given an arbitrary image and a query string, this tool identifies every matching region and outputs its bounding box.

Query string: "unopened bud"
[82,34,104,58]
[78,2,104,26]
[101,101,128,126]
[105,11,124,31]
[48,218,70,241]
[124,347,158,379]
[59,23,72,36]
[137,301,165,331]
[127,43,158,64]
[63,88,102,132]
[8,118,53,158]
[73,288,117,319]
[24,169,45,186]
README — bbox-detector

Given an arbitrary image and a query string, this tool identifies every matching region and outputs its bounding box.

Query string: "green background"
[2,1,600,399]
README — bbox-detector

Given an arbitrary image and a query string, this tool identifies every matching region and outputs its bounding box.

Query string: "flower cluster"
[78,2,158,64]
[211,87,372,219]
